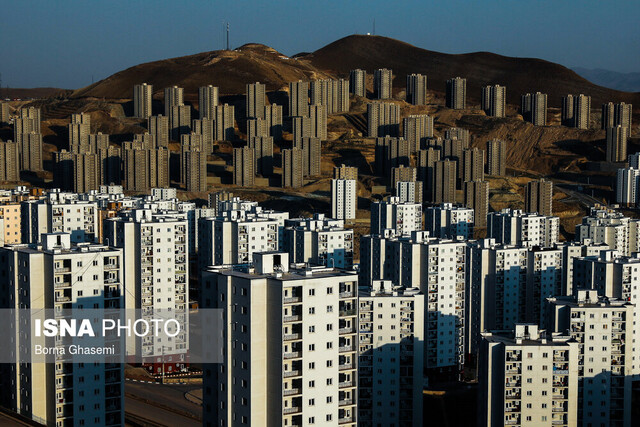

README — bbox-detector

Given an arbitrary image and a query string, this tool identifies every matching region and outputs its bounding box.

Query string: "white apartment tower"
[331,179,356,221]
[488,208,559,248]
[358,281,424,427]
[478,324,579,427]
[0,233,124,427]
[202,252,358,427]
[103,210,189,371]
[547,290,633,427]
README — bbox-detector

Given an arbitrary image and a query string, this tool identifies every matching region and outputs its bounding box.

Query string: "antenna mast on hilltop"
[226,22,230,50]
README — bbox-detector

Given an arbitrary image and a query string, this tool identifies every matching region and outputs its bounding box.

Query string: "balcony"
[283,370,301,378]
[339,363,353,370]
[339,326,355,335]
[338,416,354,424]
[284,315,302,323]
[284,352,302,359]
[283,406,301,415]
[283,388,301,396]
[339,380,354,388]
[340,291,355,298]
[339,345,354,353]
[284,333,302,341]
[284,296,302,304]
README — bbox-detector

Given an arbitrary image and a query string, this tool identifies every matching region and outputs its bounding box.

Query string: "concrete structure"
[246,82,266,119]
[467,240,529,354]
[403,114,433,152]
[488,208,559,248]
[199,208,283,266]
[192,118,215,151]
[463,148,485,182]
[292,116,311,146]
[0,101,9,124]
[0,234,125,427]
[367,102,400,138]
[418,147,441,201]
[249,136,274,176]
[350,69,366,97]
[375,136,410,176]
[246,118,268,141]
[525,179,553,216]
[134,83,153,119]
[122,142,170,191]
[563,94,591,129]
[68,112,91,153]
[390,165,417,190]
[406,73,428,105]
[425,203,474,239]
[21,194,99,244]
[606,125,628,163]
[289,80,309,117]
[444,127,470,147]
[169,104,191,141]
[264,104,283,140]
[198,85,219,119]
[446,77,466,109]
[147,115,169,148]
[521,92,548,126]
[0,203,22,244]
[309,104,327,140]
[602,102,632,134]
[572,252,640,376]
[0,140,20,181]
[358,282,424,427]
[481,85,506,117]
[396,180,423,203]
[104,210,189,370]
[547,290,633,427]
[283,214,353,269]
[213,104,235,141]
[486,139,506,176]
[53,150,100,193]
[180,134,207,192]
[331,179,357,221]
[202,253,358,427]
[164,85,184,117]
[233,147,255,187]
[301,137,321,177]
[464,180,489,227]
[433,159,457,204]
[374,68,393,100]
[282,148,304,188]
[359,231,466,372]
[574,207,640,256]
[616,167,640,206]
[21,131,43,171]
[478,324,579,427]
[309,79,350,114]
[370,197,422,236]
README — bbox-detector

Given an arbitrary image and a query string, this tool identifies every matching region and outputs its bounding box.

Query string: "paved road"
[125,380,203,419]
[126,397,201,427]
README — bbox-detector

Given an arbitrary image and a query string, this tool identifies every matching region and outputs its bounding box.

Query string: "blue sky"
[1,0,638,89]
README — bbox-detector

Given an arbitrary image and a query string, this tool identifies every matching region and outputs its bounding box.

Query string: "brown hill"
[71,44,333,99]
[301,35,640,108]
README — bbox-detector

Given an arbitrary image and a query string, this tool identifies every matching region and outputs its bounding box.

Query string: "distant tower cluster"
[521,92,548,125]
[406,73,428,105]
[374,68,393,100]
[481,84,506,117]
[446,77,466,109]
[309,79,350,114]
[562,94,591,129]
[403,114,433,152]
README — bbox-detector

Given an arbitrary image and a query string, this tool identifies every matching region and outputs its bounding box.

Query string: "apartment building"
[202,252,358,427]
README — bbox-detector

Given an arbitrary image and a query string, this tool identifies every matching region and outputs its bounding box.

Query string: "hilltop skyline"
[1,0,639,89]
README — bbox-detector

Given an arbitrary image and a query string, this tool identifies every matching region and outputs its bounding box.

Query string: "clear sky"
[1,0,638,89]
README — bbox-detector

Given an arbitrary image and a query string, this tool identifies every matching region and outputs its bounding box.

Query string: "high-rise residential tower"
[525,178,553,216]
[446,77,466,109]
[486,139,506,176]
[374,68,393,99]
[481,85,506,117]
[406,73,427,105]
[133,83,153,119]
[246,82,266,119]
[350,69,366,97]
